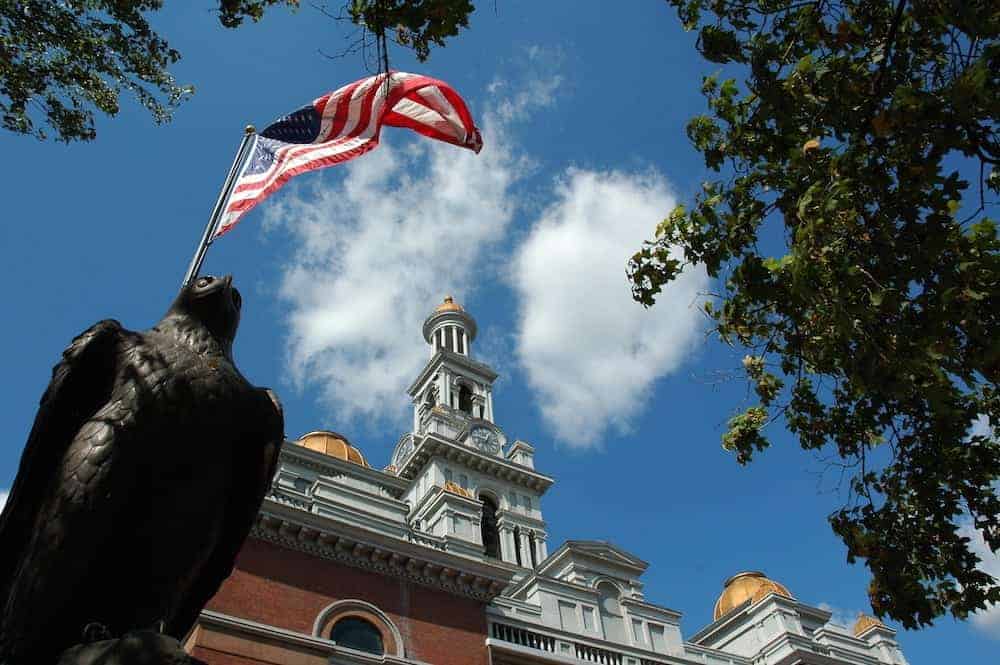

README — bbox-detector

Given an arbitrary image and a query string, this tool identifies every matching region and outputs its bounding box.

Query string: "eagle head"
[161,274,242,356]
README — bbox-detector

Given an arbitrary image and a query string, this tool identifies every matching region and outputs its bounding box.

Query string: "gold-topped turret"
[435,295,465,313]
[295,431,369,467]
[713,571,793,620]
[853,614,886,637]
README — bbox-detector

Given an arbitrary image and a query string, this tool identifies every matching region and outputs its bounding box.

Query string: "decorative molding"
[280,444,409,494]
[398,434,554,492]
[313,599,405,657]
[443,481,474,499]
[250,508,513,602]
[194,610,428,665]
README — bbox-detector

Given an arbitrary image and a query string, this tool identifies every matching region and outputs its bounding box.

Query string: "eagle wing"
[0,319,124,608]
[167,387,284,639]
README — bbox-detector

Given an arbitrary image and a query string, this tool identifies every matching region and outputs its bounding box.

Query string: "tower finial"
[423,296,476,356]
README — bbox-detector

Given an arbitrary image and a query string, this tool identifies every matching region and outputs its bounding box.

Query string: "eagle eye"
[196,277,213,288]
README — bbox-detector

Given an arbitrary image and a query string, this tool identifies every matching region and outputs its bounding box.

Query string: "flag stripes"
[214,72,482,238]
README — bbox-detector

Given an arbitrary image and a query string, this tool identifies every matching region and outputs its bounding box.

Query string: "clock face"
[470,426,500,455]
[394,436,414,466]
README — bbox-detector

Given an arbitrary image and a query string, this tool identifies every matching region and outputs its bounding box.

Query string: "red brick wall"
[204,538,489,665]
[190,647,272,665]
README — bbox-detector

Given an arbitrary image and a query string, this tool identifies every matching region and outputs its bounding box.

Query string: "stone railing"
[491,622,557,652]
[488,619,752,665]
[489,621,674,665]
[575,642,625,664]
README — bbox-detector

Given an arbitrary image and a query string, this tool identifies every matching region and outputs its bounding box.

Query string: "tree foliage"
[347,0,474,62]
[0,1,473,143]
[628,0,999,628]
[0,1,292,142]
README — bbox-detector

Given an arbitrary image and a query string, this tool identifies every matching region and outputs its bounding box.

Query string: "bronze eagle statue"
[0,275,284,664]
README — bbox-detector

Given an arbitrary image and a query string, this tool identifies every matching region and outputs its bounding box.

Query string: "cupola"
[423,296,477,357]
[852,614,886,637]
[295,431,369,467]
[713,571,793,620]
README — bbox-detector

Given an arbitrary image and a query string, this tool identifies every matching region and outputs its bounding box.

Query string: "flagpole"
[181,125,258,287]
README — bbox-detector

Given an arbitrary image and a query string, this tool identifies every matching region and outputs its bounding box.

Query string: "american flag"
[214,72,483,238]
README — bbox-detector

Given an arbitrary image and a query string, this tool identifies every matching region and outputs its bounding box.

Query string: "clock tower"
[388,296,553,570]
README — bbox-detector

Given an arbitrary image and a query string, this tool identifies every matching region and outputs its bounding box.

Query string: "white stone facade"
[261,298,909,665]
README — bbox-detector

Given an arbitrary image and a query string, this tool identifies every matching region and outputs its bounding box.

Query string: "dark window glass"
[513,526,523,566]
[330,617,384,655]
[529,532,538,567]
[458,385,474,414]
[481,495,501,559]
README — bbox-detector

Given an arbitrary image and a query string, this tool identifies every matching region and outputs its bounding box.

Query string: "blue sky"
[0,1,995,660]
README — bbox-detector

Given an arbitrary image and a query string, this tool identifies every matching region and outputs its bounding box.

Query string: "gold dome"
[296,431,369,467]
[713,571,793,620]
[435,295,464,313]
[853,614,885,637]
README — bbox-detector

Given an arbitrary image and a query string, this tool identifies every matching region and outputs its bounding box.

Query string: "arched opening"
[597,581,626,642]
[513,525,523,566]
[480,494,501,559]
[529,531,538,568]
[330,616,384,655]
[313,600,403,657]
[424,389,436,408]
[458,384,474,415]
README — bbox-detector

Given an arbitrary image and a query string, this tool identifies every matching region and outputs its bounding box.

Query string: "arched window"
[480,494,501,559]
[458,384,474,414]
[597,581,626,642]
[313,600,403,657]
[330,616,384,655]
[513,526,523,566]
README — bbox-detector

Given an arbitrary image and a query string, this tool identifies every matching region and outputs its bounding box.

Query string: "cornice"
[407,350,497,395]
[195,610,428,665]
[281,443,410,494]
[399,434,554,492]
[757,631,883,665]
[252,500,516,602]
[411,485,482,525]
[621,596,683,621]
[496,512,548,530]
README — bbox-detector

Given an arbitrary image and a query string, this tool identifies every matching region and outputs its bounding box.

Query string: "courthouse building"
[185,298,910,665]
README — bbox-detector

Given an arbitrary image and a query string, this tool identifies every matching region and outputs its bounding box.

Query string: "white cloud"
[511,169,708,447]
[488,46,564,123]
[489,74,563,123]
[962,520,1000,639]
[818,602,864,630]
[963,415,999,639]
[266,79,556,428]
[970,414,993,441]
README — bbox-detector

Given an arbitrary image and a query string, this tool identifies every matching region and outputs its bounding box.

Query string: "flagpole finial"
[245,124,256,135]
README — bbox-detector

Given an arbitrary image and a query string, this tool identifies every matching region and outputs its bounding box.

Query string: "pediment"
[538,540,649,582]
[566,540,648,570]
